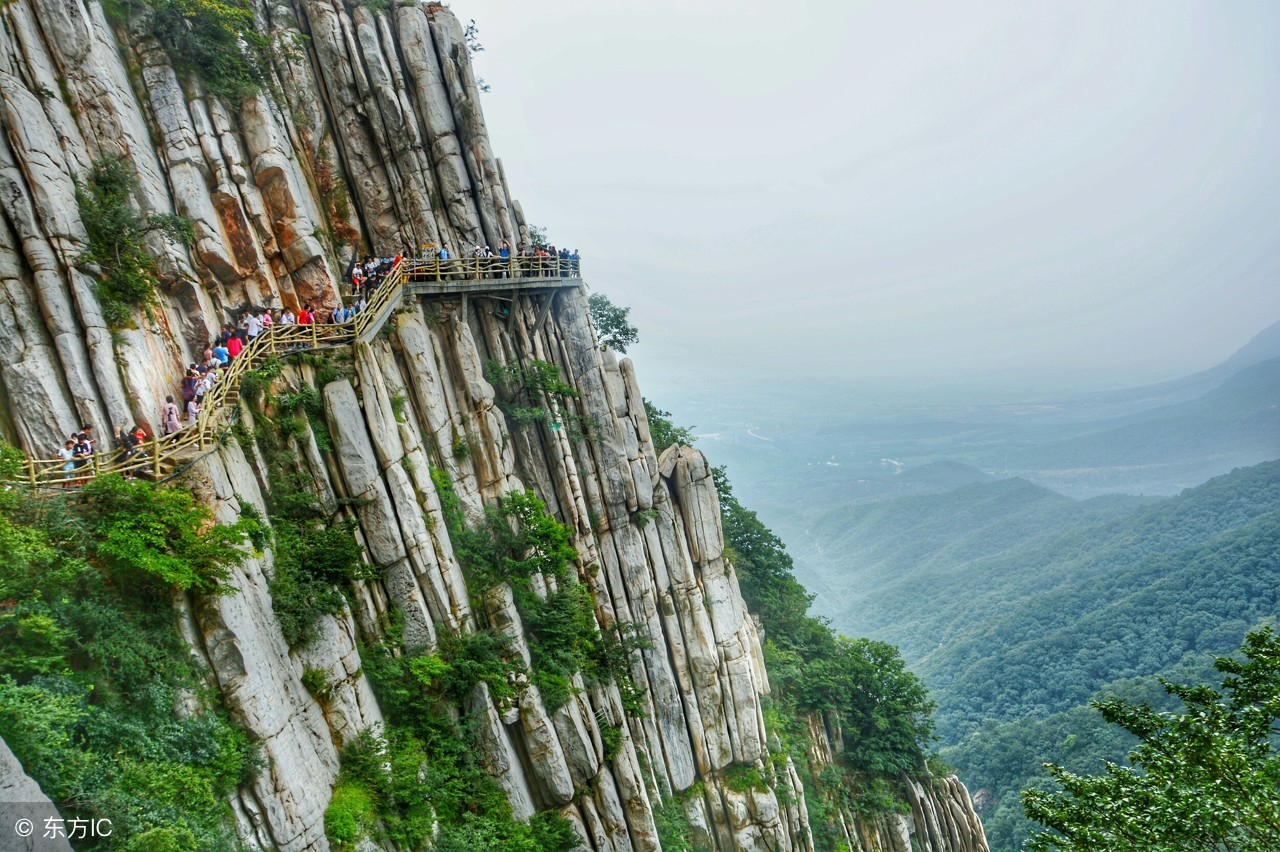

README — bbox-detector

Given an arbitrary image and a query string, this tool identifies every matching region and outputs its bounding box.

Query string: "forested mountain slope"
[865,460,1280,852]
[817,461,1278,666]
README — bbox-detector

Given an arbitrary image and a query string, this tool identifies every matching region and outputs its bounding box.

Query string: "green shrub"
[325,779,376,849]
[80,474,261,594]
[601,724,623,762]
[143,0,269,102]
[76,155,194,327]
[269,519,370,648]
[484,359,580,432]
[643,399,695,453]
[632,508,659,528]
[354,635,574,851]
[301,666,328,699]
[450,489,577,590]
[239,361,281,405]
[653,798,696,852]
[0,474,262,848]
[389,392,408,422]
[722,763,769,793]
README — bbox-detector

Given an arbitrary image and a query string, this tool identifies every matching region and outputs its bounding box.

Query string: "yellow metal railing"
[18,254,581,486]
[399,254,581,282]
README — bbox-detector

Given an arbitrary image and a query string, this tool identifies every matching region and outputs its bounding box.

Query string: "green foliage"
[356,620,574,850]
[0,477,261,848]
[774,636,934,776]
[239,383,370,648]
[722,763,769,793]
[1023,628,1280,851]
[451,489,578,590]
[653,799,696,852]
[435,476,649,715]
[269,516,369,648]
[485,359,581,434]
[325,779,376,849]
[274,385,332,452]
[600,723,623,762]
[80,474,260,594]
[486,358,579,399]
[301,666,328,700]
[389,391,409,422]
[643,399,695,453]
[141,0,269,101]
[631,508,659,528]
[520,582,599,710]
[587,292,639,353]
[239,359,282,404]
[437,630,523,706]
[296,350,350,386]
[75,155,194,327]
[0,440,26,486]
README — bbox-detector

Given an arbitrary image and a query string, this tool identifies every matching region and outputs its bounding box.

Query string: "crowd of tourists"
[427,240,580,277]
[57,423,152,484]
[56,237,577,482]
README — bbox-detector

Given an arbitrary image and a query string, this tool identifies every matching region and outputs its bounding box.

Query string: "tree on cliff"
[588,292,639,353]
[1022,627,1280,850]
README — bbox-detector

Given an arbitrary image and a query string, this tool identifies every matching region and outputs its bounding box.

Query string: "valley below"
[660,329,1280,850]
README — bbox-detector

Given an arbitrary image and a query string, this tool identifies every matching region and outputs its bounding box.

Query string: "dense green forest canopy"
[1022,628,1280,851]
[839,460,1280,851]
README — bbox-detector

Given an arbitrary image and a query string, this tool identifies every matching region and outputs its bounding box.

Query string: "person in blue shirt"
[438,244,451,260]
[570,249,580,274]
[212,343,229,365]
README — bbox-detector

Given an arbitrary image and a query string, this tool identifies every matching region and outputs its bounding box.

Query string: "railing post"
[153,444,161,479]
[27,459,35,487]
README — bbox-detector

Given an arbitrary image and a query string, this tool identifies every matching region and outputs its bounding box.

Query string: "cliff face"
[0,1,988,849]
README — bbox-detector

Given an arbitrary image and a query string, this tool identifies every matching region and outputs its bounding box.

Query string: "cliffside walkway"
[19,258,583,486]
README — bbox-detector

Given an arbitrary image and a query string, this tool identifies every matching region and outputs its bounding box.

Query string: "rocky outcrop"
[0,0,988,849]
[805,715,989,852]
[0,737,73,852]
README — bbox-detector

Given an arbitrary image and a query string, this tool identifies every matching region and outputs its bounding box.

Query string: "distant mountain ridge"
[1066,317,1280,411]
[994,356,1280,490]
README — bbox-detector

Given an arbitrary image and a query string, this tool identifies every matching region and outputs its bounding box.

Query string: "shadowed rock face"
[0,1,988,849]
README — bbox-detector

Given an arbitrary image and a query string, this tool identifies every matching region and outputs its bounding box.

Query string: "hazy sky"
[457,0,1280,397]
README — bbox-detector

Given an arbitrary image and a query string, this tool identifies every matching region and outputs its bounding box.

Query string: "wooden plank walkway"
[18,258,583,486]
